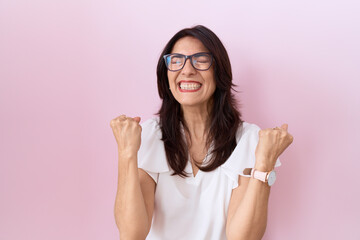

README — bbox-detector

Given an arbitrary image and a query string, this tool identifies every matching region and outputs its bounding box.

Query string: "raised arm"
[110,115,156,239]
[226,124,293,239]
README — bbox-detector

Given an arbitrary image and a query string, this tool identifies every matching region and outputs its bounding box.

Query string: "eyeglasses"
[163,52,213,72]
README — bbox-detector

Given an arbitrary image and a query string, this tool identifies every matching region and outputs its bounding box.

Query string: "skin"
[167,36,217,170]
[111,36,294,239]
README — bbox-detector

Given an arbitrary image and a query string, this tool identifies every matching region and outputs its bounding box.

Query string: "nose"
[181,58,197,76]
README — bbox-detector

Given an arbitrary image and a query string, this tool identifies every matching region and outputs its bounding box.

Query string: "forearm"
[227,177,271,240]
[114,151,149,239]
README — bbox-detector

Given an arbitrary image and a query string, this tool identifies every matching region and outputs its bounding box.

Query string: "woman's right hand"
[110,115,142,157]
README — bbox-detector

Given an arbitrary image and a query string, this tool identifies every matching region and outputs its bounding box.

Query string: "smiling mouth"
[178,82,202,91]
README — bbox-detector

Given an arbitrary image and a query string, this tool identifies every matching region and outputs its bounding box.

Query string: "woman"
[110,25,293,240]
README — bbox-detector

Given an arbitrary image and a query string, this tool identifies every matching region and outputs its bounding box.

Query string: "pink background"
[1,0,359,239]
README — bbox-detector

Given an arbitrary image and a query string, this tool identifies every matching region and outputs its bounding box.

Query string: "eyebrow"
[169,52,209,55]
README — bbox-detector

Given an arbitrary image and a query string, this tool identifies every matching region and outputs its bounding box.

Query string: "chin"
[178,99,209,109]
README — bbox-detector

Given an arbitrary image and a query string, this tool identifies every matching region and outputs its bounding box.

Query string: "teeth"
[180,83,202,90]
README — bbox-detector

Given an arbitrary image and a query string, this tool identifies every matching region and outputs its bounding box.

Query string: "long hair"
[156,25,243,177]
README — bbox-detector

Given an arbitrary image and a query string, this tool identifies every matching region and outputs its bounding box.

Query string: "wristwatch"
[250,168,276,186]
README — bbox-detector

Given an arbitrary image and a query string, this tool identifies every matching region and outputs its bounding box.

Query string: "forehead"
[171,36,209,55]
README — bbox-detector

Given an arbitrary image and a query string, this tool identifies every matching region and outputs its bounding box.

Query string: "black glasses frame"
[163,52,214,72]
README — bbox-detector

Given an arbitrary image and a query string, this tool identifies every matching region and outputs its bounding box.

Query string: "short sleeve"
[137,117,169,183]
[221,122,282,189]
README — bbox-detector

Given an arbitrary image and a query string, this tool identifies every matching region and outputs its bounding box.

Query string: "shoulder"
[231,121,262,165]
[137,116,169,178]
[140,116,161,133]
[139,116,162,145]
[223,121,262,171]
[234,121,261,143]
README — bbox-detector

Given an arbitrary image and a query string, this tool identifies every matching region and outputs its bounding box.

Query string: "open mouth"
[178,81,202,92]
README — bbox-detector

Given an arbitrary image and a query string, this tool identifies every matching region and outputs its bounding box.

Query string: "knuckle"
[270,130,277,135]
[289,135,294,142]
[118,115,126,121]
[260,129,271,136]
[110,119,117,127]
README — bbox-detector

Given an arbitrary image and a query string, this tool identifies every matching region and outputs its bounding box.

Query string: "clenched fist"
[254,123,294,171]
[110,115,142,157]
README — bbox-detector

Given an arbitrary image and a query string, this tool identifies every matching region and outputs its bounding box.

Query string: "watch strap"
[251,168,267,182]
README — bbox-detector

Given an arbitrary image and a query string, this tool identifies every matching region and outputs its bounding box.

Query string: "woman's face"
[167,36,216,109]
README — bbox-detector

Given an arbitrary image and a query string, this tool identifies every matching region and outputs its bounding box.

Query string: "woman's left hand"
[254,124,294,171]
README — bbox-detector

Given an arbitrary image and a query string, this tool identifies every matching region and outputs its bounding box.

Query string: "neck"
[181,101,213,141]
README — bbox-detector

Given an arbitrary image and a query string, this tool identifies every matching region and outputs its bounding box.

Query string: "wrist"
[254,162,273,172]
[118,149,137,161]
[251,167,277,187]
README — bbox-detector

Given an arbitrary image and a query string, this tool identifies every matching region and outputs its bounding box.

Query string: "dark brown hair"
[156,25,243,177]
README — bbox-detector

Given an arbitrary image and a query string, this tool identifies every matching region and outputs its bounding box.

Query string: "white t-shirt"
[137,117,281,240]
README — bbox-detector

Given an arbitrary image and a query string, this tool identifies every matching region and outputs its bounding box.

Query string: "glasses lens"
[192,53,212,70]
[165,55,185,71]
[164,53,213,71]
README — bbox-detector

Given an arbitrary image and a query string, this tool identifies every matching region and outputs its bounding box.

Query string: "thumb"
[133,116,141,123]
[281,123,288,131]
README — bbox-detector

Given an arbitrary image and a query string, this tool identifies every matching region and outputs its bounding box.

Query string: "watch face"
[268,171,276,186]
